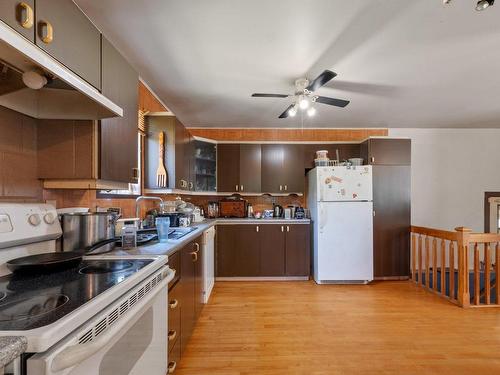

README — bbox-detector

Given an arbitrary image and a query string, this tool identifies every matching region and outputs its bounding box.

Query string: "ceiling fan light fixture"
[288,105,297,117]
[299,96,309,110]
[476,0,494,10]
[307,107,316,117]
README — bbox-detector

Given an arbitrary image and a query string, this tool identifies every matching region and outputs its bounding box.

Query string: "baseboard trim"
[216,276,309,281]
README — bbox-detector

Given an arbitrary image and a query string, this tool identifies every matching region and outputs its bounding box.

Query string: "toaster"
[219,199,247,218]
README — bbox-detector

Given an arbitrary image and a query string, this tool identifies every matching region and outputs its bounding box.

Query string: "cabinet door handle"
[256,226,259,233]
[169,299,178,309]
[18,2,34,29]
[194,242,200,252]
[235,184,239,191]
[168,330,177,342]
[370,156,375,163]
[287,225,290,232]
[190,251,198,262]
[279,185,283,191]
[39,20,54,44]
[240,185,244,191]
[281,226,284,232]
[189,181,194,190]
[284,185,288,191]
[168,361,177,374]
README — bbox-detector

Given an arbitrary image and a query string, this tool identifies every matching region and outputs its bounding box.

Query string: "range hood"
[0,22,122,120]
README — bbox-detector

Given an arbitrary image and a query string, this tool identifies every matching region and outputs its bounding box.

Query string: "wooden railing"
[411,226,500,308]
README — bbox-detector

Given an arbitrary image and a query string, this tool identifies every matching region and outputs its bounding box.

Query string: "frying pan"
[6,238,118,274]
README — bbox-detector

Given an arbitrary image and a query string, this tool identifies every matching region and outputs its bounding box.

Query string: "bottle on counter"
[247,203,254,218]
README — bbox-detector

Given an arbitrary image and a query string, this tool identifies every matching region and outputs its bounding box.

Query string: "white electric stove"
[0,203,174,375]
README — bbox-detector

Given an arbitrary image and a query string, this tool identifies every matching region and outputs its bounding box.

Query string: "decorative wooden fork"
[156,131,167,187]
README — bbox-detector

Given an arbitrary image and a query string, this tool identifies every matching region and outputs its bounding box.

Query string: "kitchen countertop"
[0,336,27,367]
[110,217,310,258]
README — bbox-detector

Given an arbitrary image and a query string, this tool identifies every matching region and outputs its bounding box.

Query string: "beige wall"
[389,128,500,232]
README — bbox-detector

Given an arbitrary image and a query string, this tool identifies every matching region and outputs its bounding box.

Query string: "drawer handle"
[256,225,259,233]
[168,330,177,342]
[287,225,290,232]
[281,226,284,232]
[168,361,177,374]
[18,2,34,29]
[169,299,178,309]
[190,251,198,262]
[39,20,54,44]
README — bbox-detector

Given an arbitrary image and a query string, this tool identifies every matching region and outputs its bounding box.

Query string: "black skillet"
[6,238,118,274]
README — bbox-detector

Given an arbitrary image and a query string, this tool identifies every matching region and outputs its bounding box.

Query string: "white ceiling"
[76,0,500,128]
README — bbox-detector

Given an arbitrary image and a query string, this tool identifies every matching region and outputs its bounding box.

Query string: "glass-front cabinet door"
[194,140,216,192]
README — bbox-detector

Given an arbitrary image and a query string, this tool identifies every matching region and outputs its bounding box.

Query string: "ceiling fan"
[251,70,350,119]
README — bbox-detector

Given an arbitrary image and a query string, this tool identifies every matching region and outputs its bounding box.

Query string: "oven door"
[27,267,174,375]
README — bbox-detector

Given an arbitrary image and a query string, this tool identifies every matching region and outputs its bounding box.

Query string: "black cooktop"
[0,258,153,331]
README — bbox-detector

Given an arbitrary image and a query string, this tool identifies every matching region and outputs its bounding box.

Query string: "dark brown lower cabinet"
[216,224,310,277]
[167,236,203,372]
[216,225,260,276]
[372,165,411,279]
[285,224,311,276]
[259,225,285,276]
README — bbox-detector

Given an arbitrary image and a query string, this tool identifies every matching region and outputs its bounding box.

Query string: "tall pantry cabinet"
[361,138,411,280]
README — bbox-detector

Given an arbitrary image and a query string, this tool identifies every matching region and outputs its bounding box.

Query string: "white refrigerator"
[307,166,373,284]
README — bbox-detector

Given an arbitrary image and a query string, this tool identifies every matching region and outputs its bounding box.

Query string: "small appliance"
[219,199,246,218]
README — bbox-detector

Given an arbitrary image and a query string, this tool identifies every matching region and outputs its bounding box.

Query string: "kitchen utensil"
[6,251,83,274]
[155,217,170,242]
[348,158,364,166]
[247,203,254,218]
[316,150,329,159]
[219,198,246,218]
[61,212,117,253]
[273,204,283,218]
[207,202,219,218]
[295,207,305,219]
[156,131,167,187]
[157,212,182,227]
[263,209,274,219]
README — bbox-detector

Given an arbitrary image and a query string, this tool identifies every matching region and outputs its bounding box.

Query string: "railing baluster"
[432,238,437,291]
[485,243,491,305]
[449,242,455,300]
[474,243,480,305]
[441,239,446,295]
[411,234,416,282]
[496,243,500,305]
[418,235,423,286]
[425,236,430,289]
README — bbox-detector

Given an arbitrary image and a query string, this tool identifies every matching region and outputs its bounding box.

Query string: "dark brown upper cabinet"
[100,37,138,183]
[361,138,411,166]
[35,0,101,89]
[174,119,195,190]
[261,144,304,194]
[217,144,262,193]
[0,0,35,41]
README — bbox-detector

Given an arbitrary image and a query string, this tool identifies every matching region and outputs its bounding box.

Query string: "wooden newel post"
[455,227,472,307]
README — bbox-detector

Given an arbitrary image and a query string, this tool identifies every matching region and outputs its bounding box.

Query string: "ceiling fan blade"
[315,96,350,108]
[306,70,337,92]
[278,104,294,119]
[252,93,289,98]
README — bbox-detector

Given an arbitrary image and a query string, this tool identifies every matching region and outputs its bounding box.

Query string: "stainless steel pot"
[60,212,117,254]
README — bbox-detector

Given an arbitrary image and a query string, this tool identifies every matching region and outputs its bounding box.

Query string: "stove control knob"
[43,213,56,224]
[28,214,41,226]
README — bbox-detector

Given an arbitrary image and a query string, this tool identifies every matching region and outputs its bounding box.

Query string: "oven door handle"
[51,267,175,372]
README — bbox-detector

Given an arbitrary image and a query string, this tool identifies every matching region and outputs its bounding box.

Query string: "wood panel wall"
[188,128,387,142]
[0,106,42,200]
[138,81,169,112]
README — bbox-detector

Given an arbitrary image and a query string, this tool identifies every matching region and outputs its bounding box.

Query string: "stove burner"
[79,261,134,275]
[0,294,69,321]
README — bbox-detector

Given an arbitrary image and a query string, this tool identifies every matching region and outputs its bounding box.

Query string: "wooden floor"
[177,281,500,375]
